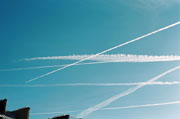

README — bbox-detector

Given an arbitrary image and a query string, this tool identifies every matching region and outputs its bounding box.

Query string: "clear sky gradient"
[0,0,180,119]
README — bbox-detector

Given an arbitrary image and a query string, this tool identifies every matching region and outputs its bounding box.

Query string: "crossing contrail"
[30,100,180,116]
[76,65,180,118]
[26,21,180,83]
[24,54,180,62]
[0,81,180,87]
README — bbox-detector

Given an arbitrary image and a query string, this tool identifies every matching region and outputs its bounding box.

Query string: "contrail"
[0,61,120,72]
[2,54,180,72]
[30,100,180,116]
[0,81,180,87]
[24,54,180,62]
[76,65,180,118]
[102,101,180,110]
[26,21,180,83]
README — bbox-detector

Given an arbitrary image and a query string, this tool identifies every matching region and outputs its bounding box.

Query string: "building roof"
[50,115,70,119]
[0,99,30,119]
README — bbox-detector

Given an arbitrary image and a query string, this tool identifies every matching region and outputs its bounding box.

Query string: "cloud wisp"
[30,110,82,116]
[26,21,180,83]
[138,0,180,9]
[76,65,180,118]
[0,81,180,87]
[30,100,180,116]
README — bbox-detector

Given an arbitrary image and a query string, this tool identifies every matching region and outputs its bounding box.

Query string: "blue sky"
[0,0,180,119]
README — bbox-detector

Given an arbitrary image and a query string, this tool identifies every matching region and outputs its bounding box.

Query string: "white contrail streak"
[0,61,119,72]
[26,21,180,83]
[76,65,180,118]
[0,81,180,87]
[30,100,180,116]
[2,54,180,72]
[23,54,180,62]
[102,101,180,110]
